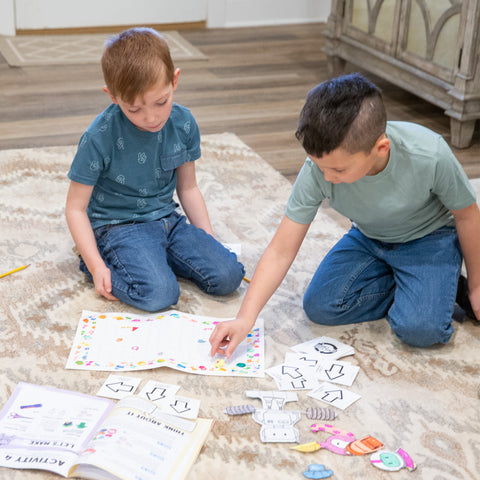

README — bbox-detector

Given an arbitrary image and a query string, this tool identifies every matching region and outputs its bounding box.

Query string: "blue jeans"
[303,226,462,347]
[80,211,245,311]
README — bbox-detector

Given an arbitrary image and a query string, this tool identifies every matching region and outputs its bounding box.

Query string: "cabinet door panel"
[343,0,401,55]
[397,0,463,82]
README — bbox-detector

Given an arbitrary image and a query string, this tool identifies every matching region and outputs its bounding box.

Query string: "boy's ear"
[172,68,181,91]
[376,135,390,157]
[102,86,118,104]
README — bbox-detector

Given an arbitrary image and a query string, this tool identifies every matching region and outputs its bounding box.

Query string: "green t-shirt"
[286,121,476,243]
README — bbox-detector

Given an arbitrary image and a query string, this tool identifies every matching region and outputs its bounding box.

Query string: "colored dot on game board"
[236,363,246,368]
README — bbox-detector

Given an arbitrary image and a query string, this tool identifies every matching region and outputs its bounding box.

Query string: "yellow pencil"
[243,276,251,283]
[0,264,30,279]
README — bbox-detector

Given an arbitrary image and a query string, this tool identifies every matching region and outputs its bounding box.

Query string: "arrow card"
[316,360,360,386]
[137,381,179,403]
[266,364,319,391]
[307,382,361,410]
[97,375,142,400]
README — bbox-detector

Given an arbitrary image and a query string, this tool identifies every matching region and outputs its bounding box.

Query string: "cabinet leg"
[326,54,347,77]
[450,118,476,149]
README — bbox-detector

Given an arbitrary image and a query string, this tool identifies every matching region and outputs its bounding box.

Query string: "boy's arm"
[452,201,480,319]
[65,181,117,301]
[176,161,214,236]
[209,215,311,358]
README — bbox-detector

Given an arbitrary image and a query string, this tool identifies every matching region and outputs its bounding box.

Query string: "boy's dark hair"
[102,27,175,104]
[295,73,386,156]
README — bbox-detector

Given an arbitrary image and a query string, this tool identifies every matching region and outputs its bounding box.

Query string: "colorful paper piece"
[66,310,264,377]
[307,383,361,410]
[310,424,356,455]
[292,336,355,360]
[303,464,334,479]
[292,441,322,453]
[370,448,416,471]
[346,435,384,455]
[97,375,142,400]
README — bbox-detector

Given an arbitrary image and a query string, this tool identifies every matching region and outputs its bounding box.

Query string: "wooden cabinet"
[324,0,480,148]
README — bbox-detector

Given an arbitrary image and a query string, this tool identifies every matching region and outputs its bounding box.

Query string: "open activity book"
[0,382,213,480]
[66,310,264,377]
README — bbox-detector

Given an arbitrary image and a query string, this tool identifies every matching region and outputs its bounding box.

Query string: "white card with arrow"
[307,382,361,410]
[137,381,179,403]
[283,352,323,369]
[266,364,319,391]
[97,374,142,399]
[315,360,360,386]
[138,381,200,419]
[166,395,200,420]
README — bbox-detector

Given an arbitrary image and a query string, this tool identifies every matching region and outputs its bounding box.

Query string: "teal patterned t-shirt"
[68,103,201,229]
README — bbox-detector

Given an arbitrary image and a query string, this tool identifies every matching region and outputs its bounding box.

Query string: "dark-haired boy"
[210,73,480,357]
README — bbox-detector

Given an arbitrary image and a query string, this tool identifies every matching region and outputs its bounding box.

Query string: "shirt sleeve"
[67,132,105,186]
[285,159,326,224]
[431,135,476,211]
[183,109,201,162]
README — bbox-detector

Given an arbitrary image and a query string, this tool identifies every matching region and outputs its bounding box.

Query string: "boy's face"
[310,136,390,184]
[104,68,180,133]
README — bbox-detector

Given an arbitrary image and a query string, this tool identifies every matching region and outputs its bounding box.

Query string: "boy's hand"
[92,265,118,301]
[209,317,254,359]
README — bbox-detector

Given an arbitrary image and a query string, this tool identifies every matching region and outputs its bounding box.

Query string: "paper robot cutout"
[246,390,300,443]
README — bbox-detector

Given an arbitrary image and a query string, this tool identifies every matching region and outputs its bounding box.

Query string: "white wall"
[0,0,331,35]
[14,0,207,30]
[207,0,331,28]
[0,0,15,35]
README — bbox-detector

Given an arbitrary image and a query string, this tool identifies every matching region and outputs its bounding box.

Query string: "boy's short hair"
[295,73,386,156]
[102,27,175,104]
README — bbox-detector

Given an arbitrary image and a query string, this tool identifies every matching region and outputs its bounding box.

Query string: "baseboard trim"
[16,21,206,36]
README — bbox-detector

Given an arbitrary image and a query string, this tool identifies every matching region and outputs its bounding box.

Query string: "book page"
[0,383,113,477]
[71,396,213,480]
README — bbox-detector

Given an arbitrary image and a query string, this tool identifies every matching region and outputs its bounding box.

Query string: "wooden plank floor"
[1,23,479,183]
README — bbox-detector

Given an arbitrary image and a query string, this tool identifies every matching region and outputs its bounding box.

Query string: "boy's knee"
[388,315,453,348]
[303,292,344,326]
[121,280,180,312]
[203,261,245,296]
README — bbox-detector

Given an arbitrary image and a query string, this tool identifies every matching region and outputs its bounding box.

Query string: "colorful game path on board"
[66,310,264,377]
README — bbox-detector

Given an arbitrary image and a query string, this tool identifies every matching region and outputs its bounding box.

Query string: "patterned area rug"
[0,31,207,67]
[0,133,479,480]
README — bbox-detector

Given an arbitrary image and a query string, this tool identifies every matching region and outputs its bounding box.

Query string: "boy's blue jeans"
[303,225,462,347]
[80,211,245,312]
